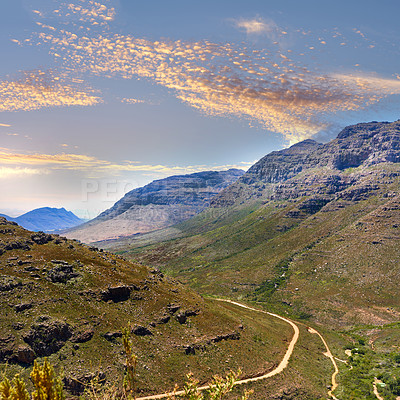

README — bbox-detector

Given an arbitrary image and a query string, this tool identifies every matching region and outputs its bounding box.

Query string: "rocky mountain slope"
[102,120,400,328]
[65,169,244,243]
[1,216,335,399]
[1,208,84,232]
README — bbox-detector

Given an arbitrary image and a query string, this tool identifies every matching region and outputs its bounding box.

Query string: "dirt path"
[307,327,339,400]
[136,299,300,400]
[373,378,385,400]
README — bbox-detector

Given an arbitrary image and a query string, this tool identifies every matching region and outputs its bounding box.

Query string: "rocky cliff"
[211,120,400,207]
[65,169,244,243]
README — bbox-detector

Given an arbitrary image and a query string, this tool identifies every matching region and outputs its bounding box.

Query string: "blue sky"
[1,0,399,218]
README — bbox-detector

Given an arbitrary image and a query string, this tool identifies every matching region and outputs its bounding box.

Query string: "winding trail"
[136,299,300,400]
[307,327,339,399]
[373,378,385,400]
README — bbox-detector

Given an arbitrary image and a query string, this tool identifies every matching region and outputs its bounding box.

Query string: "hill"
[65,169,244,243]
[0,208,84,232]
[101,120,400,329]
[0,217,341,399]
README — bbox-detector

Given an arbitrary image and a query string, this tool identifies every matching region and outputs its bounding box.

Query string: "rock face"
[65,169,244,243]
[211,120,400,207]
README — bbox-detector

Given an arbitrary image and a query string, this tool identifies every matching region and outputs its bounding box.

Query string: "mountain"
[101,120,400,329]
[0,217,334,399]
[0,207,84,232]
[65,169,244,243]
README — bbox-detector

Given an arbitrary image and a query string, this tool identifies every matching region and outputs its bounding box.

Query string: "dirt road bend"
[136,299,300,400]
[307,327,339,400]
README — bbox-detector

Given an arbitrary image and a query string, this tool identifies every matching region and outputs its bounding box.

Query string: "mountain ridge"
[100,120,400,329]
[0,207,84,232]
[65,168,244,243]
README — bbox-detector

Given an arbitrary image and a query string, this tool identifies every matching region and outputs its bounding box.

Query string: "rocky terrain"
[1,216,334,399]
[101,120,400,328]
[1,207,84,232]
[65,169,244,243]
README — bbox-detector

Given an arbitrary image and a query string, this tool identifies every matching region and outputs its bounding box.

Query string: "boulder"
[23,319,73,356]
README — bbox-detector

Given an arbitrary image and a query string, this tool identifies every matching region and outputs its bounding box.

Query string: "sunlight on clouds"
[0,167,44,179]
[0,149,251,175]
[27,1,400,144]
[0,69,102,112]
[234,17,279,36]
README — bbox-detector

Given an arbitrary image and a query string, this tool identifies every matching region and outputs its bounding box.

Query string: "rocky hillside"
[103,120,400,328]
[1,208,84,232]
[65,169,244,243]
[2,217,328,399]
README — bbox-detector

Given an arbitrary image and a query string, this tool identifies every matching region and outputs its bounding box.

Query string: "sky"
[1,0,400,219]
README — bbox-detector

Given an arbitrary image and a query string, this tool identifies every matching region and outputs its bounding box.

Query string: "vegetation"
[0,359,251,400]
[0,359,64,400]
[335,324,400,400]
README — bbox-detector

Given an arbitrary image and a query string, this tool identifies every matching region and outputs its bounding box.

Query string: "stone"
[103,331,122,341]
[30,232,54,245]
[23,320,73,356]
[47,264,79,283]
[63,372,106,395]
[15,345,35,364]
[132,325,152,336]
[71,329,94,343]
[100,286,131,302]
[15,302,33,312]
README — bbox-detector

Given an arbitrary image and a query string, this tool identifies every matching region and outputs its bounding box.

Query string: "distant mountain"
[65,169,244,243]
[0,207,84,232]
[102,120,400,328]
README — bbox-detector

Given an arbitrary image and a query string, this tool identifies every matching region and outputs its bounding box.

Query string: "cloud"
[0,69,102,112]
[0,149,251,175]
[29,2,400,144]
[0,167,45,179]
[53,0,116,27]
[0,123,11,127]
[234,17,279,36]
[121,98,146,104]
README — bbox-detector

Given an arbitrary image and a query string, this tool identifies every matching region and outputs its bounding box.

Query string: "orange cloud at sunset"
[0,69,102,112]
[0,149,252,176]
[29,3,400,144]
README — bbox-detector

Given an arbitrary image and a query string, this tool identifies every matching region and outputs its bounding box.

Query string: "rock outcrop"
[211,120,400,207]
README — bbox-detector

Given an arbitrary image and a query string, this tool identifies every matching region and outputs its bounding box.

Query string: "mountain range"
[2,120,400,399]
[1,207,84,232]
[65,169,244,243]
[99,120,400,329]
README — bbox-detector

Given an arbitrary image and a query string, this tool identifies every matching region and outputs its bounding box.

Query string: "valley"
[2,120,400,399]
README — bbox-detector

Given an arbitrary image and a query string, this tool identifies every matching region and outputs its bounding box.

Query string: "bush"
[0,359,64,400]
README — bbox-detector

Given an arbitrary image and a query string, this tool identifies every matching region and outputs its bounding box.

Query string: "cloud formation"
[234,17,278,35]
[0,166,45,179]
[25,2,400,144]
[0,69,102,112]
[0,149,252,176]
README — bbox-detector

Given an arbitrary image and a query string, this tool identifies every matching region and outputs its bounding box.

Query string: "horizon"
[1,0,400,218]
